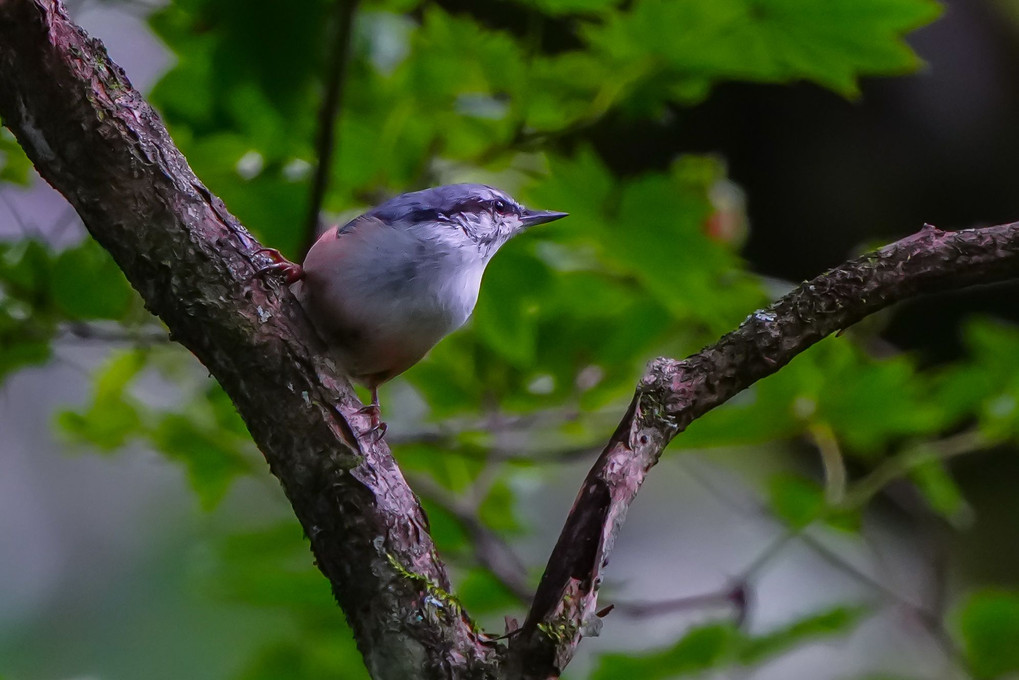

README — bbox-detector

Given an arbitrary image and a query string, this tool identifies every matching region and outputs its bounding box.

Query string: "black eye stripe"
[450,197,487,214]
[444,197,520,215]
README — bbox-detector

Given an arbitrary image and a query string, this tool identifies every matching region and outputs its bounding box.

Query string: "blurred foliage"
[208,523,372,679]
[956,590,1019,679]
[10,0,1019,678]
[0,128,32,185]
[592,606,867,679]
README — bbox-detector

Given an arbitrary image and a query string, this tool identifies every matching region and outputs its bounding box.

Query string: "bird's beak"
[520,209,569,227]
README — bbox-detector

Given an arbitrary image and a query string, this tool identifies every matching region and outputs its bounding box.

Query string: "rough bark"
[4,1,1019,678]
[0,1,496,677]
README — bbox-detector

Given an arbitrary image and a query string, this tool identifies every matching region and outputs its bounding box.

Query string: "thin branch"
[839,428,989,510]
[0,188,45,241]
[509,222,1019,677]
[59,321,170,344]
[675,455,963,664]
[612,582,747,622]
[387,405,610,464]
[810,423,847,505]
[302,0,359,257]
[391,429,602,465]
[799,531,964,664]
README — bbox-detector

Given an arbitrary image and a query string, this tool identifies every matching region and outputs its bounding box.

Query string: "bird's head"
[370,183,568,260]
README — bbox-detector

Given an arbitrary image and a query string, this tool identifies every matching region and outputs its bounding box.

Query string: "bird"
[257,183,568,435]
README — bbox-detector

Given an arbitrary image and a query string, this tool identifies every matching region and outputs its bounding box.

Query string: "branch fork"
[4,2,1019,677]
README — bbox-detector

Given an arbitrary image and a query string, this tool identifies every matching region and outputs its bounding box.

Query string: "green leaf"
[398,441,486,493]
[676,380,801,449]
[478,479,523,534]
[587,0,942,101]
[456,568,522,614]
[404,336,485,416]
[234,631,370,680]
[209,524,369,680]
[526,147,615,233]
[57,349,147,450]
[950,319,1019,440]
[957,590,1019,679]
[0,128,33,185]
[417,498,470,555]
[205,382,251,437]
[150,413,252,510]
[909,458,972,528]
[600,159,764,332]
[0,238,52,303]
[526,0,618,14]
[0,331,51,383]
[593,623,737,679]
[175,133,309,254]
[608,172,716,317]
[51,239,135,320]
[472,247,550,367]
[767,474,823,528]
[211,523,337,610]
[593,607,865,678]
[738,606,866,664]
[815,342,942,456]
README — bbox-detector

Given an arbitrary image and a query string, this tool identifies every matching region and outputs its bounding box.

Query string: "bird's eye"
[493,199,508,214]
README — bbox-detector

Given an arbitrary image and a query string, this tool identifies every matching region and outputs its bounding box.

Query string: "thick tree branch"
[508,222,1019,676]
[0,2,495,677]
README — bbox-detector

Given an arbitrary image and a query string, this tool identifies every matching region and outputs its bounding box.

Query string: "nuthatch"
[260,183,568,433]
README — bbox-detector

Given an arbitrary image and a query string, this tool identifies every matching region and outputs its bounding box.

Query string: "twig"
[839,428,989,510]
[800,531,964,664]
[59,321,170,344]
[302,0,359,257]
[392,432,602,464]
[677,455,964,664]
[810,423,846,505]
[0,188,44,241]
[388,405,608,464]
[612,582,748,622]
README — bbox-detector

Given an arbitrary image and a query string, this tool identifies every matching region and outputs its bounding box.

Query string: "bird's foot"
[368,421,388,442]
[356,402,388,441]
[252,247,304,284]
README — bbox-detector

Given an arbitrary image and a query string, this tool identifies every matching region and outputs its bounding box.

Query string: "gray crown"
[368,184,520,224]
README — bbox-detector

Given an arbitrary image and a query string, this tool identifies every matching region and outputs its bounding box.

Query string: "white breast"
[298,220,487,380]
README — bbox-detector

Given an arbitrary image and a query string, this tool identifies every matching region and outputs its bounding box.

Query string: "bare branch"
[612,582,747,621]
[840,427,988,511]
[677,456,963,663]
[509,222,1019,676]
[59,321,170,344]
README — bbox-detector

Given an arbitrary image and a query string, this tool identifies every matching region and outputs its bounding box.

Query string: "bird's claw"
[252,247,304,284]
[368,421,388,442]
[356,402,379,420]
[355,402,387,441]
